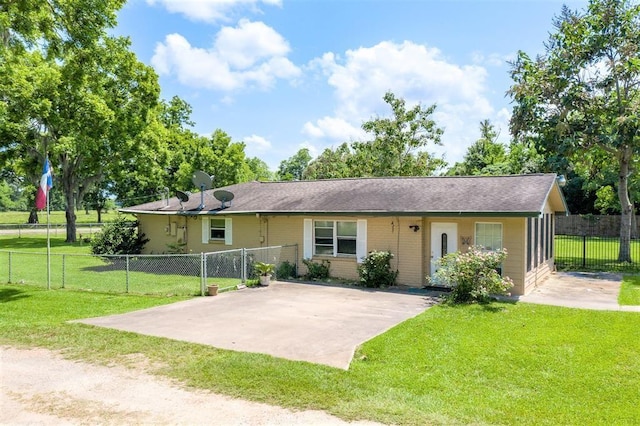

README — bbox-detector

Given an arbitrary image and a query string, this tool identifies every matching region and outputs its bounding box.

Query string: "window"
[210,218,226,240]
[314,220,357,256]
[202,217,232,245]
[314,221,334,255]
[337,221,357,255]
[475,223,503,251]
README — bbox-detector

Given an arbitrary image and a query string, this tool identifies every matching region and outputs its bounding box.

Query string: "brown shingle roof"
[121,174,568,217]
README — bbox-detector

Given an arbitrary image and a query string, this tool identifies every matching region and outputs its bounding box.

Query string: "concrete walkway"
[76,282,440,369]
[516,271,640,312]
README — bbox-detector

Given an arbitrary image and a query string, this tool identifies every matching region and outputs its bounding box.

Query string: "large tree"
[509,0,640,262]
[277,148,311,181]
[448,120,508,176]
[357,91,445,176]
[0,1,160,241]
[304,91,446,179]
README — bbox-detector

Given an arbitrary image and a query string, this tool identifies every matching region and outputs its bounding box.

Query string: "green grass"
[2,286,640,425]
[0,210,130,225]
[0,235,240,296]
[555,235,640,272]
[619,276,640,305]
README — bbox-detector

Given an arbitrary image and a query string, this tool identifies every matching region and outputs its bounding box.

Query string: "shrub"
[276,260,297,279]
[302,258,330,280]
[91,215,149,255]
[433,246,513,303]
[254,262,275,276]
[357,251,398,288]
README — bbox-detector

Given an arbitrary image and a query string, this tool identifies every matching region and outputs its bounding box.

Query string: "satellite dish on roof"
[214,190,234,209]
[192,171,213,210]
[192,171,213,190]
[176,190,190,209]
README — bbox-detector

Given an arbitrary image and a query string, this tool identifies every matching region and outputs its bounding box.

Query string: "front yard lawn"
[1,285,639,425]
[619,275,640,305]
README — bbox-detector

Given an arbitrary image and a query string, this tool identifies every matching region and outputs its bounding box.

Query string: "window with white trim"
[475,223,503,251]
[210,218,226,240]
[314,220,357,256]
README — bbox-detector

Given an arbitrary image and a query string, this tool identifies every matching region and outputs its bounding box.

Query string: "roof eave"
[122,209,546,218]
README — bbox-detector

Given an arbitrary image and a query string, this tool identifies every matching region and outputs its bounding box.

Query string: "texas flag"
[35,158,53,210]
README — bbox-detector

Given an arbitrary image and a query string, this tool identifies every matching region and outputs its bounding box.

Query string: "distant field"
[0,210,132,225]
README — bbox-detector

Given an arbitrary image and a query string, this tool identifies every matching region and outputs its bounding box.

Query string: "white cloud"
[151,20,301,91]
[146,0,282,23]
[243,134,272,151]
[216,19,290,69]
[306,40,503,164]
[302,116,365,141]
[471,51,514,67]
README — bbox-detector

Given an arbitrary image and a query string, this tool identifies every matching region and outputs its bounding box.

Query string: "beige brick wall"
[137,212,546,294]
[425,217,527,295]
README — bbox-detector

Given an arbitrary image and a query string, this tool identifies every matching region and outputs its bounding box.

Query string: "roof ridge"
[253,173,554,185]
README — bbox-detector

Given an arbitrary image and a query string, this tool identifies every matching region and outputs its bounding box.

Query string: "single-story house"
[121,174,568,295]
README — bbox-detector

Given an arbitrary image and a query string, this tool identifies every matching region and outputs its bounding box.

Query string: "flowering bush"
[358,251,398,288]
[433,246,513,303]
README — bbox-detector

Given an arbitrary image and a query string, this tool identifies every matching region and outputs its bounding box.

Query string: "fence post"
[582,235,587,269]
[204,252,208,295]
[62,254,66,288]
[126,255,130,293]
[8,251,12,283]
[200,252,205,296]
[241,248,246,284]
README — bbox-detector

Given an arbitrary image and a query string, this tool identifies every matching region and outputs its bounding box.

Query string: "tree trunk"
[65,195,77,243]
[28,210,39,224]
[62,164,77,243]
[97,207,102,223]
[617,149,632,263]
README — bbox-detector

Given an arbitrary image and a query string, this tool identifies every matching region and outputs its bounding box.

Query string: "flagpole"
[46,183,51,290]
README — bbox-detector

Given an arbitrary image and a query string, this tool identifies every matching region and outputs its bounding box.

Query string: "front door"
[430,223,458,277]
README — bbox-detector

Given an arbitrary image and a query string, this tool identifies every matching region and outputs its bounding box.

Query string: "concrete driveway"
[517,271,640,311]
[76,282,439,369]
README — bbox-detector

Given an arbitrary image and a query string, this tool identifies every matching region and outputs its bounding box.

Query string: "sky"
[114,0,588,172]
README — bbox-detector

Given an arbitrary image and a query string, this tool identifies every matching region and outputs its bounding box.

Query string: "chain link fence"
[203,245,298,288]
[0,223,106,238]
[0,244,298,296]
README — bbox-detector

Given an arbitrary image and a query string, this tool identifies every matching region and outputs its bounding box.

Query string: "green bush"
[303,258,330,280]
[276,260,297,279]
[357,250,398,288]
[433,246,513,303]
[90,215,149,255]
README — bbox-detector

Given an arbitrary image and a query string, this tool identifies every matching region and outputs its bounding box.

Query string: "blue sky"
[115,0,587,172]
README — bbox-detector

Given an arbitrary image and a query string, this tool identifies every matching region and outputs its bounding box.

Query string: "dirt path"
[1,346,380,425]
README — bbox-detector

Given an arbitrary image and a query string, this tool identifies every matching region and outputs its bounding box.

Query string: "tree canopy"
[509,0,640,262]
[304,91,446,179]
[0,1,159,240]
